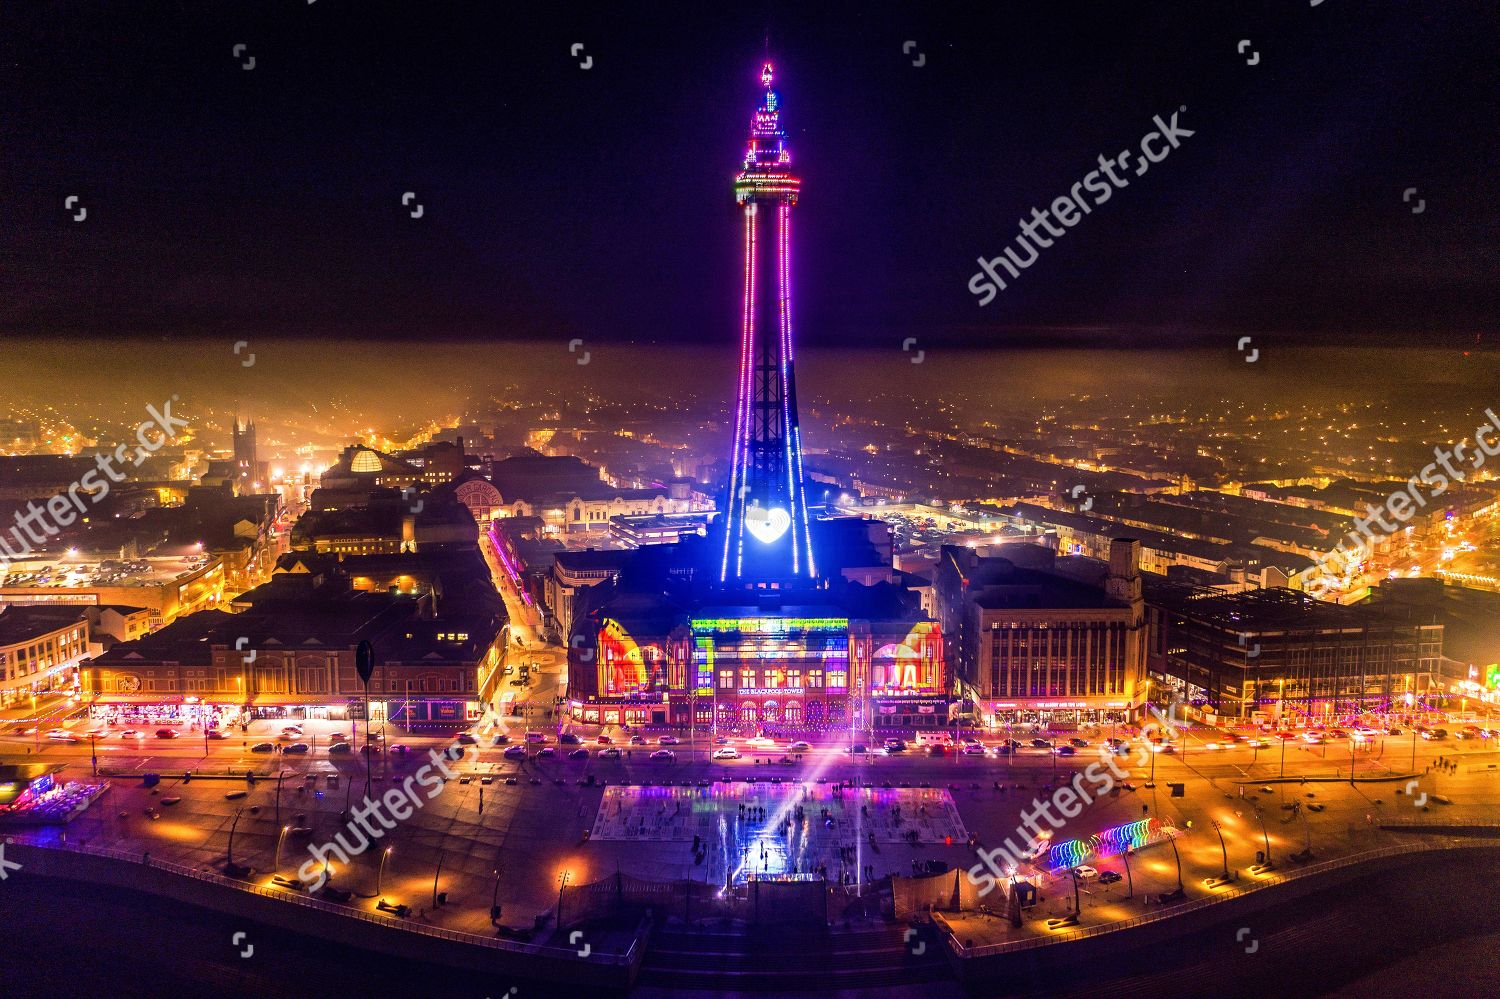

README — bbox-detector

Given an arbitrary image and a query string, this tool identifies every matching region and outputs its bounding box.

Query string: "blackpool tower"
[719,62,817,587]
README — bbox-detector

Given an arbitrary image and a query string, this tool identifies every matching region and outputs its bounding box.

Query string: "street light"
[1209,818,1230,881]
[557,869,573,926]
[491,867,504,925]
[377,846,392,895]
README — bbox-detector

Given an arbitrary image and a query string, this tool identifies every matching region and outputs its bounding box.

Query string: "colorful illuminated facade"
[720,62,816,587]
[569,605,948,733]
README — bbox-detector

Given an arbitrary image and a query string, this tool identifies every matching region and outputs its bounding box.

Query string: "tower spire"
[720,60,816,586]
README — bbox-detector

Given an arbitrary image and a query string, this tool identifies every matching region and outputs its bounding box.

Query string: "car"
[598,747,622,759]
[714,736,729,745]
[537,746,556,757]
[650,749,675,762]
[963,743,986,755]
[491,733,511,745]
[568,748,590,760]
[1387,726,1403,736]
[883,738,907,751]
[788,741,811,752]
[992,745,1013,756]
[658,736,680,745]
[284,743,310,754]
[848,744,868,755]
[1098,870,1123,885]
[277,732,298,741]
[712,747,740,760]
[596,735,613,745]
[927,744,949,756]
[1431,728,1449,740]
[1071,865,1099,881]
[559,733,582,745]
[503,664,514,674]
[455,733,478,745]
[1300,732,1323,744]
[508,679,526,687]
[47,731,81,743]
[1455,730,1474,740]
[1031,739,1052,749]
[250,742,275,753]
[328,742,352,754]
[1055,746,1077,757]
[206,729,228,740]
[525,732,547,744]
[1069,738,1089,748]
[155,728,180,739]
[281,725,303,735]
[389,743,411,754]
[629,735,646,745]
[1245,738,1264,748]
[1421,728,1446,741]
[883,744,907,756]
[503,745,527,758]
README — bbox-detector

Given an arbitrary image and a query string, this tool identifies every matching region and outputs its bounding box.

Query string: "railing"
[945,839,1497,958]
[13,837,638,966]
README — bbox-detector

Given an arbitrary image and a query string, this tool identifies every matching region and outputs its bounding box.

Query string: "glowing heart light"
[744,502,791,545]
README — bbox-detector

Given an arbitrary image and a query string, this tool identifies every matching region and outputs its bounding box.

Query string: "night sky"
[2,1,1494,348]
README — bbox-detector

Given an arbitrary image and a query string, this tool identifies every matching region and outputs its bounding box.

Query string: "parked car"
[1098,870,1123,885]
[598,747,622,759]
[284,743,309,754]
[649,749,675,762]
[568,748,590,760]
[250,742,275,753]
[712,747,740,760]
[328,742,352,754]
[537,746,556,758]
[1070,865,1099,881]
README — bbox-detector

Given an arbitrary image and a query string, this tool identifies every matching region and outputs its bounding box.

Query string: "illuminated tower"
[720,61,817,586]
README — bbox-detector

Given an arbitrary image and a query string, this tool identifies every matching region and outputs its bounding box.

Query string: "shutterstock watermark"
[968,109,1195,305]
[1301,407,1500,598]
[966,700,1183,896]
[0,398,189,568]
[296,707,511,890]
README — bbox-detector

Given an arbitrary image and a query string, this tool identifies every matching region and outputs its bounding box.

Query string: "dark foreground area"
[3,847,1498,998]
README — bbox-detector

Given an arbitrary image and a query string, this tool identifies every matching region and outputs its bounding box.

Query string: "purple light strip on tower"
[778,200,799,574]
[722,203,758,582]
